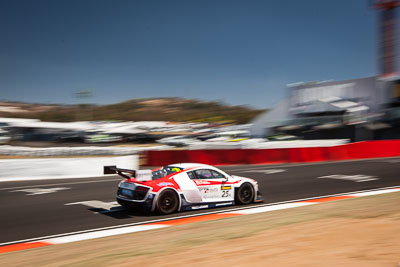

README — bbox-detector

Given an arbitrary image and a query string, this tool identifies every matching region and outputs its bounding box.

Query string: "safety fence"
[142,140,400,166]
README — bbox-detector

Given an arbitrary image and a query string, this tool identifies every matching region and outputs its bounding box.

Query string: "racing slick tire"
[155,189,179,215]
[235,183,255,205]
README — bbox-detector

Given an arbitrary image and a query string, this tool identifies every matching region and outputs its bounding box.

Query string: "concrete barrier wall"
[142,140,400,166]
[0,155,138,181]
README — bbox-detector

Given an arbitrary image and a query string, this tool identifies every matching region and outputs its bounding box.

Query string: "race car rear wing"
[104,165,136,179]
[104,165,152,181]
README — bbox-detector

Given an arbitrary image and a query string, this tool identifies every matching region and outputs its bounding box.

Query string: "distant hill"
[0,98,266,124]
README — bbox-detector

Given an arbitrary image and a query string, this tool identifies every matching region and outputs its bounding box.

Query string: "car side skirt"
[179,194,234,211]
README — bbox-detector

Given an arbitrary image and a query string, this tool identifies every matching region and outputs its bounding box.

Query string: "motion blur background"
[0,0,399,156]
[1,2,400,265]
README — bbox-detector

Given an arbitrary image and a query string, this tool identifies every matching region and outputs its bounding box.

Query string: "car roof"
[167,163,213,169]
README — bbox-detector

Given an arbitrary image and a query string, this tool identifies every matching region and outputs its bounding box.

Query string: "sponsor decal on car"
[157,182,174,187]
[199,187,218,194]
[221,185,232,190]
[199,187,220,199]
[194,180,211,185]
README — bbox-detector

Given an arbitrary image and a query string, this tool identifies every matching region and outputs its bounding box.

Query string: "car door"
[189,169,234,202]
[173,172,203,203]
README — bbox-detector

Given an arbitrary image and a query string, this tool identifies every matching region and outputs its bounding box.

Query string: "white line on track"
[45,225,169,244]
[11,187,70,195]
[1,185,399,247]
[317,174,379,183]
[242,169,286,174]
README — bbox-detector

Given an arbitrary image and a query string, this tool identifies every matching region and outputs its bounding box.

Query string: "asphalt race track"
[1,157,399,245]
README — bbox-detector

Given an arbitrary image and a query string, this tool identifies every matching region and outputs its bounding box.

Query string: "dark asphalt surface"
[1,157,399,244]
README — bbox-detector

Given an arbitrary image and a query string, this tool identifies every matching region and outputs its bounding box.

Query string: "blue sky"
[0,0,396,108]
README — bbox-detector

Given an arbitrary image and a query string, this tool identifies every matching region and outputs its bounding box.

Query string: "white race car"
[105,163,263,214]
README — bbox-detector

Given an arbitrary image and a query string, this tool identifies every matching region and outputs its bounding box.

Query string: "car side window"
[187,171,196,179]
[193,169,213,179]
[211,170,226,179]
[192,169,225,179]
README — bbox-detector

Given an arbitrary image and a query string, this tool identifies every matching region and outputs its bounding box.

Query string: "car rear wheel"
[156,189,179,215]
[235,183,254,205]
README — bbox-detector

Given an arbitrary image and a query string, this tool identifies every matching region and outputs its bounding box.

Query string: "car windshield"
[152,166,184,180]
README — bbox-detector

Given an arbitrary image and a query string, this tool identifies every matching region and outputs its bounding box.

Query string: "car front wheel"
[235,183,254,205]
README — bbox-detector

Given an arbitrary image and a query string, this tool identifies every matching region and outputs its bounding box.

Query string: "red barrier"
[245,148,287,164]
[142,140,400,166]
[322,145,350,161]
[345,140,400,159]
[287,147,326,163]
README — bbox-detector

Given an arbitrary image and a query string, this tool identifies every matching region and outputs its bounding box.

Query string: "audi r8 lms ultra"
[104,163,263,214]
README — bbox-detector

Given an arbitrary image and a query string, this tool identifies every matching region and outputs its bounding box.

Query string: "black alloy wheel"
[156,189,179,215]
[235,183,255,205]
